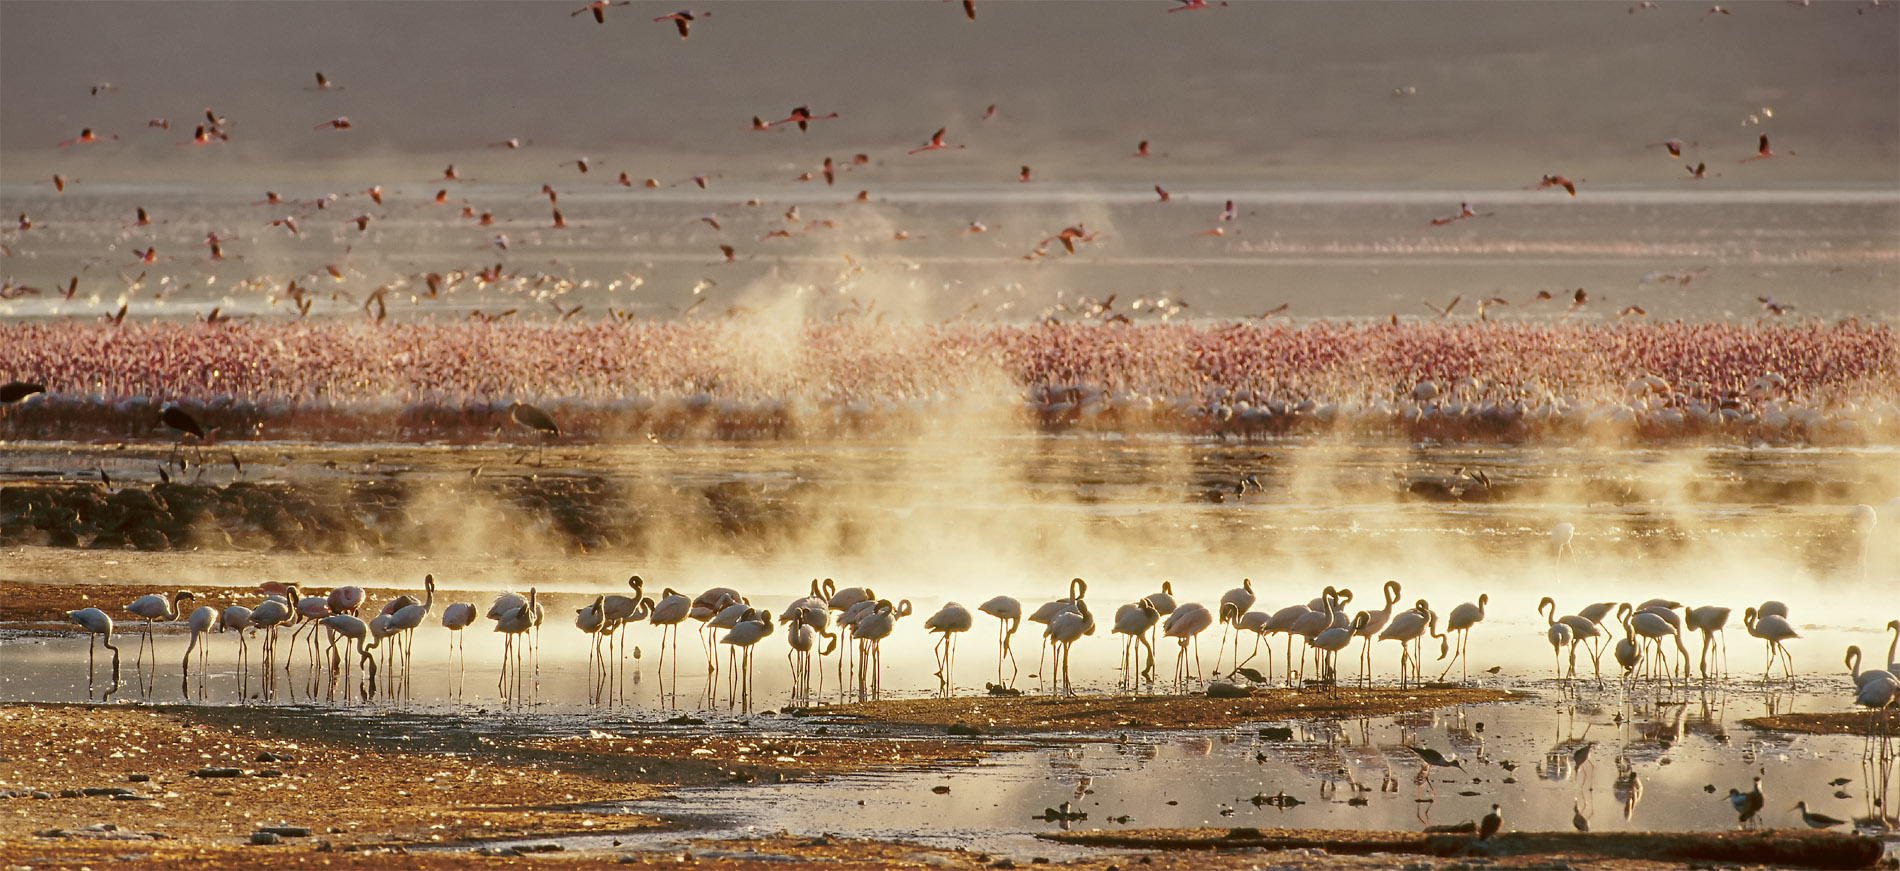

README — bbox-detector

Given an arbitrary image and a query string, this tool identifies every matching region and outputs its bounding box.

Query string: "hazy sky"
[2,0,1896,186]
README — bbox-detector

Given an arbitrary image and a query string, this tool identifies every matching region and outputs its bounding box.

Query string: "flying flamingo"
[314,117,352,130]
[573,1,630,23]
[1170,0,1230,10]
[1529,174,1579,196]
[57,128,116,147]
[655,9,706,38]
[773,105,838,131]
[908,127,964,154]
[1430,202,1491,226]
[1740,133,1790,162]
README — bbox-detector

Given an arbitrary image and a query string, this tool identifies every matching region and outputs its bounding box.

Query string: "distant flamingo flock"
[3,320,1893,444]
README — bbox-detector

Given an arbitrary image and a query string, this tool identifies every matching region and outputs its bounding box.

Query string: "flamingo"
[852,599,909,698]
[649,587,692,672]
[572,0,629,23]
[440,600,475,685]
[1113,598,1161,685]
[1686,605,1731,678]
[1744,606,1799,680]
[1846,646,1898,691]
[1740,133,1789,162]
[385,574,435,689]
[978,595,1022,685]
[321,613,377,700]
[1379,602,1434,688]
[1540,597,1575,681]
[125,590,195,668]
[1214,578,1256,672]
[1256,603,1310,681]
[68,607,121,686]
[1351,580,1401,683]
[57,128,117,147]
[654,9,706,38]
[218,604,254,690]
[1437,593,1487,682]
[719,609,774,707]
[908,127,964,155]
[1557,608,1606,682]
[1613,604,1643,684]
[1311,613,1369,697]
[1162,602,1214,686]
[1046,598,1094,693]
[785,607,837,699]
[493,588,538,696]
[1550,522,1576,564]
[181,605,218,695]
[1632,605,1687,684]
[924,602,974,693]
[1029,578,1086,680]
[772,105,838,131]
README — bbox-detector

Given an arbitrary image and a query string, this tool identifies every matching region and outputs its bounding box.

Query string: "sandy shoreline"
[3,690,1888,870]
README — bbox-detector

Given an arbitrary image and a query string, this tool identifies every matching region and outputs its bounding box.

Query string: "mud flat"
[1746,712,1900,738]
[1042,827,1888,870]
[826,687,1518,733]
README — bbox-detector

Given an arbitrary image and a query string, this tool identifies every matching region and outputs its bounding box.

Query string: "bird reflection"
[1614,766,1642,821]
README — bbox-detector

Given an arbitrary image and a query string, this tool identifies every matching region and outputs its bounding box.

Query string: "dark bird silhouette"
[510,401,560,437]
[1479,804,1503,840]
[1793,801,1846,829]
[0,381,45,403]
[1726,777,1764,827]
[160,403,206,439]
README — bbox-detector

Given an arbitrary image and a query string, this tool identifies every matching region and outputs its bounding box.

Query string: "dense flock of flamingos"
[60,567,1900,723]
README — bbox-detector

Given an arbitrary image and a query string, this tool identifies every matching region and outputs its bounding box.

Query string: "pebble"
[257,826,311,837]
[191,767,244,778]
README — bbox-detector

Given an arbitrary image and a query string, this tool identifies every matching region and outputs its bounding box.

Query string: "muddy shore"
[5,695,1890,870]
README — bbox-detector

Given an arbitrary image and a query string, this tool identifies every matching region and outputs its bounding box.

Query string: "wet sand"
[826,688,1517,734]
[7,700,1877,871]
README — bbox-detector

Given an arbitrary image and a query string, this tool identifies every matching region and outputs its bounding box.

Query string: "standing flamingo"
[1214,578,1256,672]
[1113,598,1161,686]
[125,589,195,668]
[1437,593,1487,682]
[1163,602,1214,686]
[1046,598,1095,694]
[68,607,121,686]
[1352,580,1401,683]
[977,595,1021,686]
[181,605,217,695]
[1540,597,1575,681]
[924,602,974,694]
[1744,606,1799,680]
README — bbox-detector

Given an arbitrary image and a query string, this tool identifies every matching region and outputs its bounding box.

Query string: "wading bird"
[69,607,121,686]
[978,595,1022,685]
[1438,593,1487,682]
